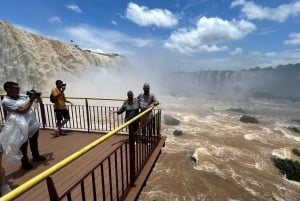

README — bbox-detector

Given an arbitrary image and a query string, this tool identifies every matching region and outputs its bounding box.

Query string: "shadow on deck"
[3,129,166,201]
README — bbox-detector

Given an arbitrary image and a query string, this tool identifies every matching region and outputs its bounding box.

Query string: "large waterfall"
[0,20,123,93]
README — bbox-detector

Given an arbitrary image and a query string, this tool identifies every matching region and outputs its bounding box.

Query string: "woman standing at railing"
[109,90,140,133]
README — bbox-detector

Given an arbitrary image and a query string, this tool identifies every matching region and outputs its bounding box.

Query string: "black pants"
[20,130,40,163]
[129,120,139,134]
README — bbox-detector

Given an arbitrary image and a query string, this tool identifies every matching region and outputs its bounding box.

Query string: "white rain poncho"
[0,96,40,163]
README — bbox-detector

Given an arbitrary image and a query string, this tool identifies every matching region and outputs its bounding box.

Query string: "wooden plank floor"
[2,129,166,201]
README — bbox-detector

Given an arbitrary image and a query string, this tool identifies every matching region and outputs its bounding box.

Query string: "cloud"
[230,47,243,55]
[231,0,300,22]
[48,16,62,24]
[284,32,300,45]
[125,2,178,28]
[111,20,117,26]
[61,24,153,54]
[66,4,82,13]
[164,17,256,54]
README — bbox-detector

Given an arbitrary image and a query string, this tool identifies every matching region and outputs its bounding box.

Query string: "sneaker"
[22,162,33,170]
[0,184,11,196]
[33,155,46,161]
[52,128,60,137]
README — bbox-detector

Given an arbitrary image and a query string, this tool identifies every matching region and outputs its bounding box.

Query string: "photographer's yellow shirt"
[51,88,67,109]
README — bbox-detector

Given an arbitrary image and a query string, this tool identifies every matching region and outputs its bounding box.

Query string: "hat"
[55,80,63,86]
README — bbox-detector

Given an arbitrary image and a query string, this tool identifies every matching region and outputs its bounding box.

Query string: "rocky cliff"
[0,20,122,91]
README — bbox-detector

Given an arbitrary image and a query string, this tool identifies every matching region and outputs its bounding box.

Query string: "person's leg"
[29,130,46,161]
[20,141,33,170]
[140,112,151,136]
[0,153,5,187]
[54,109,63,136]
[0,153,11,196]
[61,109,70,128]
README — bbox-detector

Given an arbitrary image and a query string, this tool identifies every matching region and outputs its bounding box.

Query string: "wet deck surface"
[2,129,165,201]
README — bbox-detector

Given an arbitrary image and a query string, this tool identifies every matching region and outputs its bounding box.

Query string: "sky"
[1,0,300,71]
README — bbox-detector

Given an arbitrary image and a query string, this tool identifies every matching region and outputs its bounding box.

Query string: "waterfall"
[0,20,123,93]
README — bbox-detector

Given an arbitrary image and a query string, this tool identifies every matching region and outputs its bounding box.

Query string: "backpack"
[50,93,56,103]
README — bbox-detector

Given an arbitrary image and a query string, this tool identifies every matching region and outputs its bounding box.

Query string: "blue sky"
[1,0,300,71]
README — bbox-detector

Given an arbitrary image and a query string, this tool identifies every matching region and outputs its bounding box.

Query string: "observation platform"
[0,98,166,201]
[2,129,166,201]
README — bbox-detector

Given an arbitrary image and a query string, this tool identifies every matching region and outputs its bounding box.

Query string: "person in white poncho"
[0,81,46,171]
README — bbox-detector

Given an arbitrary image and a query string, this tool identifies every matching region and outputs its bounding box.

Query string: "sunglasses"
[10,86,20,90]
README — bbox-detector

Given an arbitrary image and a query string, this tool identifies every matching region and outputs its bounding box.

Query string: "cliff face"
[0,20,122,91]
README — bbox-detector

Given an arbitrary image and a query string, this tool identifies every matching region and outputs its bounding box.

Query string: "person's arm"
[65,100,73,105]
[16,96,36,114]
[52,88,63,99]
[149,94,159,107]
[110,101,126,114]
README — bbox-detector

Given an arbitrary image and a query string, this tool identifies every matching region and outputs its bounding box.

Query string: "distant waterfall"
[167,65,300,100]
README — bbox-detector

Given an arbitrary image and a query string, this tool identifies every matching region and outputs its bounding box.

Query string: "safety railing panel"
[32,103,128,133]
[56,141,130,201]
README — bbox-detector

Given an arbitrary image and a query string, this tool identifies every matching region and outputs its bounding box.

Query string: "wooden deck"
[2,129,166,201]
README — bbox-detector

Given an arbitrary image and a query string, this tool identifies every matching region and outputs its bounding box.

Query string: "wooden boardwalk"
[2,129,166,201]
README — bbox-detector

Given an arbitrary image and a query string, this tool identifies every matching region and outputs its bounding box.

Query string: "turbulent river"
[138,95,300,201]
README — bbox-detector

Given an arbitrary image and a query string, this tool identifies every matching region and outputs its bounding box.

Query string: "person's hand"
[35,96,43,103]
[109,110,115,115]
[29,95,36,103]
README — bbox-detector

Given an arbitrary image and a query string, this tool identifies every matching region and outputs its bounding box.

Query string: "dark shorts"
[54,109,70,121]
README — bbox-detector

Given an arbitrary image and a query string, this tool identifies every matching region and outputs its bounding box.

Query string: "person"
[1,81,46,170]
[0,143,11,196]
[110,91,140,134]
[137,83,159,131]
[51,80,73,137]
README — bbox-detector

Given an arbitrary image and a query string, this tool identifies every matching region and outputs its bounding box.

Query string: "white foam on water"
[228,167,259,197]
[271,147,292,159]
[194,161,227,179]
[275,127,300,142]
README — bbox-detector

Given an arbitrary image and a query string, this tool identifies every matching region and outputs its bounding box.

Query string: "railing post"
[85,98,90,133]
[46,177,60,201]
[39,102,46,129]
[129,125,136,187]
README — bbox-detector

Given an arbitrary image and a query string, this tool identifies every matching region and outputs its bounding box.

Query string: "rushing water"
[138,95,300,201]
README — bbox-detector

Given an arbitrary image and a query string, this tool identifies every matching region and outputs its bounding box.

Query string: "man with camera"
[1,81,46,170]
[51,80,73,137]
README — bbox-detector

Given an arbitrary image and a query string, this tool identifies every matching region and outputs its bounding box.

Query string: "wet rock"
[239,115,259,124]
[287,126,300,134]
[292,119,300,124]
[271,156,300,182]
[292,148,300,157]
[164,114,180,125]
[189,156,197,166]
[227,108,246,114]
[173,129,183,136]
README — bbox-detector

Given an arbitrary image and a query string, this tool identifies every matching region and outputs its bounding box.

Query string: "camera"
[61,83,67,90]
[26,88,42,97]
